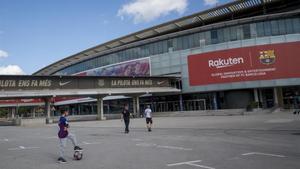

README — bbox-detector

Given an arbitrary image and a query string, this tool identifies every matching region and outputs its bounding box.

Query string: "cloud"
[118,0,188,23]
[0,65,25,75]
[0,50,8,58]
[204,0,219,6]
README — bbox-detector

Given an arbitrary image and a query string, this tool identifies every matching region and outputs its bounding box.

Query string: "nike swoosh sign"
[157,81,166,85]
[59,81,71,86]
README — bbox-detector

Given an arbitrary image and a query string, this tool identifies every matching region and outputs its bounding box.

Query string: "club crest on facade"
[98,79,105,87]
[259,50,276,65]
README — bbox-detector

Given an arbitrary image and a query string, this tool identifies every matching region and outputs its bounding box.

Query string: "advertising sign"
[0,76,172,91]
[75,58,150,77]
[188,42,300,86]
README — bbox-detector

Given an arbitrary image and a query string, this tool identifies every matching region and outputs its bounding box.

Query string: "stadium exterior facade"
[31,0,300,115]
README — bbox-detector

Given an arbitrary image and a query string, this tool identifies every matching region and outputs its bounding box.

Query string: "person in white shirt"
[144,105,153,132]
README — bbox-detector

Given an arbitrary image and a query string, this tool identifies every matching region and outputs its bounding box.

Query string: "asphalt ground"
[0,112,299,169]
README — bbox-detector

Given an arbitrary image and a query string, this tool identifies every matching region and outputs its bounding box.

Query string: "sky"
[0,0,232,75]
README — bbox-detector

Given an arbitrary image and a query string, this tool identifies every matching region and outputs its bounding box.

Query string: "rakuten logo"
[208,57,244,69]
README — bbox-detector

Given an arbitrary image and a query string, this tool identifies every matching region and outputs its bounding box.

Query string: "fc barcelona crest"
[259,50,276,65]
[98,79,105,87]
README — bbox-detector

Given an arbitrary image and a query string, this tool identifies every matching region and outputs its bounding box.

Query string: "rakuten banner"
[188,42,300,86]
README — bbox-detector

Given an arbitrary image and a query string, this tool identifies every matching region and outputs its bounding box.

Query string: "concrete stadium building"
[29,0,300,116]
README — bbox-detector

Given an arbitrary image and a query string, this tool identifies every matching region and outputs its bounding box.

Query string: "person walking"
[144,105,153,132]
[121,104,130,133]
[57,109,82,163]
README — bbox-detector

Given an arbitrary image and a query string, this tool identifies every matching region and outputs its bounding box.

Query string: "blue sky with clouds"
[0,0,232,75]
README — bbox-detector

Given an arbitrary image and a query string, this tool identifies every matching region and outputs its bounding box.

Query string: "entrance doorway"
[260,88,275,108]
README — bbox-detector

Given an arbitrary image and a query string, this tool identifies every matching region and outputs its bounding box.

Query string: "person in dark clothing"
[121,104,130,133]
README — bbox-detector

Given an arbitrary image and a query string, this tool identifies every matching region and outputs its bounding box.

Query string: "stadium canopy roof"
[34,0,293,76]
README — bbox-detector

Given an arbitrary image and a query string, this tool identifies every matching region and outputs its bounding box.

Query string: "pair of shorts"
[146,118,153,124]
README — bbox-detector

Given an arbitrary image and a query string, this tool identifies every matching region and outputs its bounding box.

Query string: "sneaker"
[74,146,82,151]
[148,128,152,132]
[58,157,67,164]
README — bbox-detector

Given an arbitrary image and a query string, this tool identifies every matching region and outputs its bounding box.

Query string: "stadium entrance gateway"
[0,75,180,124]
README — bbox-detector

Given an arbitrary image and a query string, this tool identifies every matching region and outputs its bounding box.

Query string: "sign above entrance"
[0,76,174,91]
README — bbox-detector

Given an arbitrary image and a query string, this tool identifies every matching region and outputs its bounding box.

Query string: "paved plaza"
[0,112,300,169]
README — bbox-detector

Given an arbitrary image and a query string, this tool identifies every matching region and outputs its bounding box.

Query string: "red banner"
[188,41,300,86]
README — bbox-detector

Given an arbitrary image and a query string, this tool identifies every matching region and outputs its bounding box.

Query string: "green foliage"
[246,101,260,111]
[0,108,9,118]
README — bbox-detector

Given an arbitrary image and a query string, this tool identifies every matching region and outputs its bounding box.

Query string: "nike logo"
[157,81,166,85]
[59,81,71,86]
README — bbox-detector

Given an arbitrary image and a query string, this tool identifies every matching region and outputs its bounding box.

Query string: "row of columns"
[96,95,141,121]
[253,87,284,108]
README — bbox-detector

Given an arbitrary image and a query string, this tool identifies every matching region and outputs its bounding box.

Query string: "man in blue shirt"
[57,109,82,163]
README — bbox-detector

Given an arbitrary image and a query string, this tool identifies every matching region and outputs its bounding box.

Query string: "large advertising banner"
[188,42,300,86]
[75,58,150,77]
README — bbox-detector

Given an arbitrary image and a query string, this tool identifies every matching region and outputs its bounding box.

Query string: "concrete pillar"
[133,97,137,118]
[274,87,284,108]
[273,87,279,106]
[11,107,16,119]
[97,97,104,120]
[259,89,264,108]
[254,89,259,102]
[45,98,51,124]
[31,107,36,118]
[91,104,94,114]
[136,96,140,118]
[107,102,110,114]
[179,94,184,112]
[213,92,218,110]
[78,104,81,115]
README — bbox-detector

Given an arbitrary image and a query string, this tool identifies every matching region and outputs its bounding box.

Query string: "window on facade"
[211,30,218,44]
[162,40,168,53]
[256,22,264,37]
[167,39,173,50]
[182,35,190,49]
[223,27,230,42]
[277,19,286,35]
[243,24,251,39]
[250,23,257,38]
[188,34,194,48]
[292,18,300,33]
[204,31,211,45]
[285,19,294,34]
[177,36,183,50]
[230,26,238,41]
[264,21,272,36]
[217,28,225,43]
[192,33,200,47]
[271,20,279,35]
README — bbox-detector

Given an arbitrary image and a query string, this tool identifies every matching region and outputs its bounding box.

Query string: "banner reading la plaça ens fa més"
[188,41,300,86]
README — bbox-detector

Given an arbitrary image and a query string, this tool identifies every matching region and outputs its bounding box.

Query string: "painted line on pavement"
[132,138,143,142]
[81,141,102,145]
[8,146,40,151]
[167,160,202,166]
[157,145,192,151]
[167,160,215,169]
[0,138,9,142]
[242,152,286,158]
[136,142,192,151]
